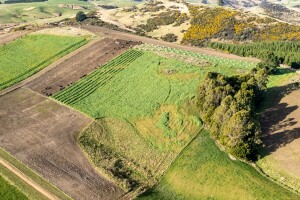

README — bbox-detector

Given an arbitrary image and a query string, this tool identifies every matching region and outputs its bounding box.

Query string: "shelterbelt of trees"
[195,67,269,159]
[209,41,300,69]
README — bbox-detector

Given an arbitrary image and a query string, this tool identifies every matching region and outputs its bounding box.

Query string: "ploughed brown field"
[0,88,124,200]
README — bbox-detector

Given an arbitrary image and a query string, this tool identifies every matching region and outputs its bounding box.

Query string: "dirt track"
[0,158,58,200]
[0,88,124,200]
[82,25,260,63]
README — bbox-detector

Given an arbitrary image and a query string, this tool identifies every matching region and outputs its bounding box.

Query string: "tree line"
[195,68,268,159]
[209,41,300,68]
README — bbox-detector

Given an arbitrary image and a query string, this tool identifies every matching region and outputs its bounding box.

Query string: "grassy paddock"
[138,130,299,200]
[0,148,72,200]
[0,34,87,91]
[0,173,28,200]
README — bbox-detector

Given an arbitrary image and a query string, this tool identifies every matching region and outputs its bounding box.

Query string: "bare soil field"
[82,25,260,63]
[27,38,139,96]
[260,81,300,191]
[0,88,124,200]
[0,30,30,45]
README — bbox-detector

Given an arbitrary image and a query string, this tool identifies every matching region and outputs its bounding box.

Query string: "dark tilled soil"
[0,88,124,200]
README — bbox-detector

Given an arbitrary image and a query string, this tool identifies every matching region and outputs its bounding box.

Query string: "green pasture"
[0,0,94,24]
[138,130,299,200]
[0,173,28,200]
[0,34,87,91]
[94,0,145,7]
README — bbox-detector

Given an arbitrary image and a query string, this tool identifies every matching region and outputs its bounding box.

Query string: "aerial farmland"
[0,0,300,200]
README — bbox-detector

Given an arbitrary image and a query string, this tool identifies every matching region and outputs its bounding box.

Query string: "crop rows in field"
[0,34,87,91]
[135,44,256,69]
[53,49,144,105]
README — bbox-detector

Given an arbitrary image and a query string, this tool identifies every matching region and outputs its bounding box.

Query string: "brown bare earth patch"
[260,81,300,191]
[0,88,124,200]
[27,38,139,95]
[0,30,30,45]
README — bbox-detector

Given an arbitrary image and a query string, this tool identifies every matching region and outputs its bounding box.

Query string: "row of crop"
[53,50,144,105]
[53,51,143,105]
[0,38,87,91]
[54,49,143,100]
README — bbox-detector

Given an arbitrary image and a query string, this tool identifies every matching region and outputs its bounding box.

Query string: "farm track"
[82,25,260,63]
[0,88,124,200]
[0,157,58,200]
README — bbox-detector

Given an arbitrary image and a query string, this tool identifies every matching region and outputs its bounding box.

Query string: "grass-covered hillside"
[0,0,94,24]
[138,131,299,200]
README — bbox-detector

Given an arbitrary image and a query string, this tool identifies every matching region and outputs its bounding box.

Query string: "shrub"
[76,11,87,22]
[161,33,178,42]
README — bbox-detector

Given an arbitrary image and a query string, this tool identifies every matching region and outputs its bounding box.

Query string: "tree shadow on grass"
[258,82,300,158]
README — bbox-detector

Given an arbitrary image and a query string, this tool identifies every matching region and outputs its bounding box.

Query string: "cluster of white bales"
[135,44,256,69]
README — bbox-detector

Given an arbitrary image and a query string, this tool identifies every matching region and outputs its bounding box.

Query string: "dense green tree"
[195,68,267,159]
[209,41,300,68]
[76,11,87,22]
[210,95,233,138]
[221,110,258,159]
[196,72,234,124]
[257,52,280,73]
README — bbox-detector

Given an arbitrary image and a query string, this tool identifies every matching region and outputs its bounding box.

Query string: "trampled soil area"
[0,88,124,200]
[27,38,139,96]
[0,30,30,45]
[261,84,300,182]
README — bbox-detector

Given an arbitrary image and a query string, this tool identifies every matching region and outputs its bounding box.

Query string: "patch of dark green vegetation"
[195,68,268,159]
[161,33,178,42]
[209,41,300,68]
[137,10,188,32]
